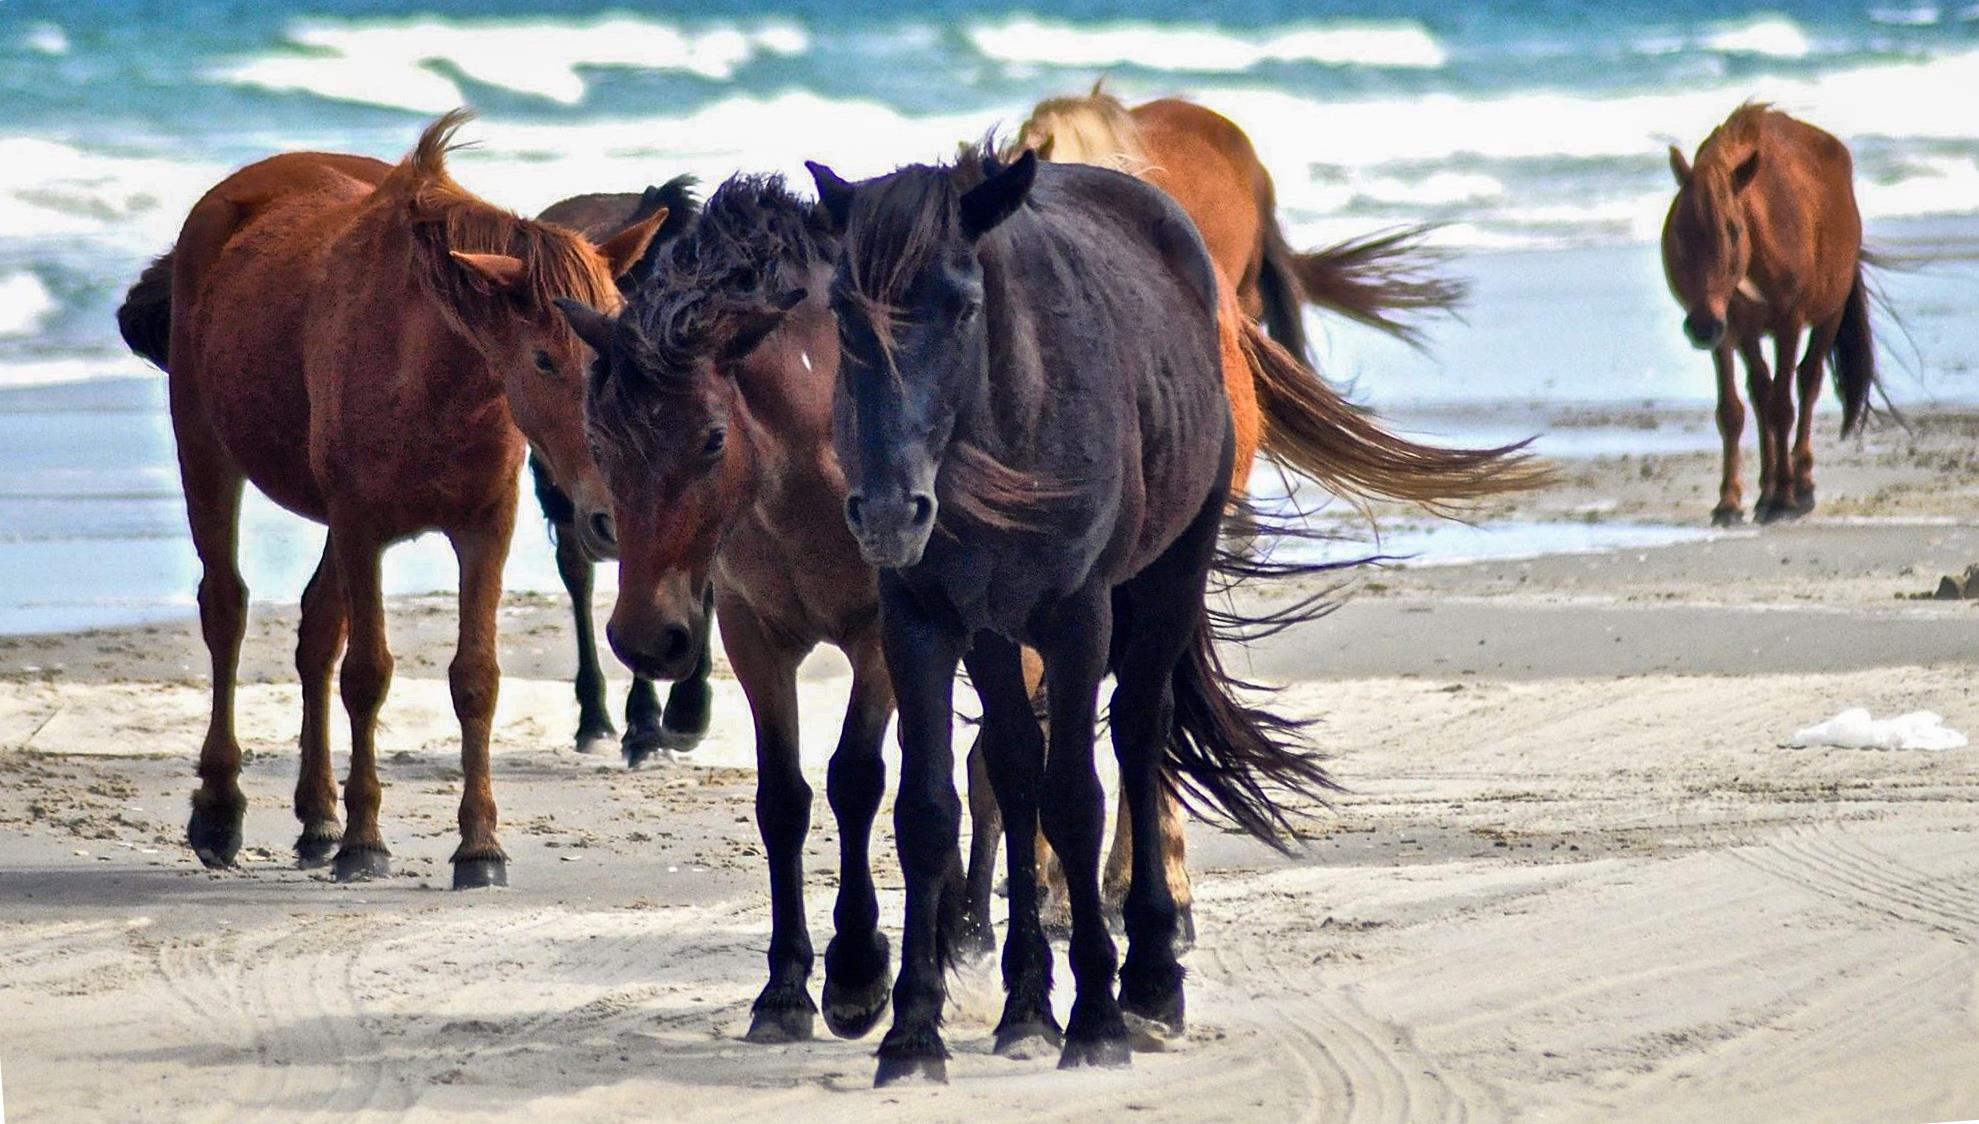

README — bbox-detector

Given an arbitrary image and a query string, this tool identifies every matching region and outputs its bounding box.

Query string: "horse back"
[1751,112,1862,323]
[1127,100,1267,291]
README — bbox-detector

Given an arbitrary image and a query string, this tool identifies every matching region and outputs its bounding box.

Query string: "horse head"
[810,148,1037,570]
[1661,141,1761,350]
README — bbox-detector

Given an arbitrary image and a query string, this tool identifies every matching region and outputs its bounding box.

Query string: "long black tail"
[1163,530,1348,851]
[1258,221,1468,360]
[117,251,175,369]
[1833,260,1878,437]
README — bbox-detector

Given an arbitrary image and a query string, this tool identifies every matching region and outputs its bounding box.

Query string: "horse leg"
[293,536,346,868]
[820,630,898,1040]
[872,580,966,1086]
[330,526,393,882]
[717,598,818,1042]
[1738,338,1779,521]
[1101,792,1196,953]
[175,398,250,869]
[1767,328,1805,519]
[446,517,513,890]
[1792,318,1841,516]
[962,632,1060,1058]
[1036,587,1130,1070]
[958,733,1003,964]
[553,521,616,754]
[620,675,665,768]
[1102,797,1132,928]
[1710,344,1746,525]
[657,583,717,753]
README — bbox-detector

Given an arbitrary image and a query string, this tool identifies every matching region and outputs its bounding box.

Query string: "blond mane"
[1008,80,1154,175]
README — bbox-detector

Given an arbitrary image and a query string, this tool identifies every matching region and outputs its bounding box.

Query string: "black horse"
[809,147,1344,1084]
[532,180,714,764]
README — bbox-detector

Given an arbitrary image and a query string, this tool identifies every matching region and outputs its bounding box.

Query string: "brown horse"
[115,111,662,888]
[1012,84,1467,358]
[1662,103,1879,524]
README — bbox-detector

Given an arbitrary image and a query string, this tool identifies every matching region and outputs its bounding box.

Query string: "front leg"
[1765,328,1805,521]
[447,516,515,890]
[873,577,967,1087]
[963,632,1061,1058]
[331,524,393,883]
[1710,344,1745,526]
[658,583,717,753]
[1738,337,1780,521]
[551,518,616,754]
[717,595,818,1043]
[1035,588,1130,1070]
[820,629,896,1039]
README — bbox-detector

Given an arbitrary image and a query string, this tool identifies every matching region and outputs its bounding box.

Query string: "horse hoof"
[1793,491,1817,516]
[821,975,890,1040]
[1755,500,1791,525]
[745,1005,816,1044]
[1058,1034,1132,1070]
[186,809,242,869]
[1710,507,1744,527]
[621,727,667,769]
[574,730,617,755]
[657,723,705,755]
[451,856,508,890]
[294,826,342,870]
[332,846,391,883]
[873,1053,947,1087]
[993,1017,1064,1059]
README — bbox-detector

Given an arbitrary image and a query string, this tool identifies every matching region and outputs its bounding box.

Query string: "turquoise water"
[5,1,1979,631]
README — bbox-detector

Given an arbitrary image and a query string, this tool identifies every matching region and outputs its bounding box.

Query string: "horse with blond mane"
[116,111,662,888]
[1662,103,1879,524]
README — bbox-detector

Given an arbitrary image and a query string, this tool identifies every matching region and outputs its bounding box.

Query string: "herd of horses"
[113,85,1880,1085]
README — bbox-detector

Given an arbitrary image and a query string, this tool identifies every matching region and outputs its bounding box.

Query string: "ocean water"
[4,1,1979,631]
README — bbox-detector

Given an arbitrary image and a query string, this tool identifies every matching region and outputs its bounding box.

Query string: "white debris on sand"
[1786,708,1969,751]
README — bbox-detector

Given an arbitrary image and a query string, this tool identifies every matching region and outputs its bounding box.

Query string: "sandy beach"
[1,406,1976,1122]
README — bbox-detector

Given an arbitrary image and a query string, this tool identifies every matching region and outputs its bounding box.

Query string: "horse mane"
[589,174,831,469]
[1696,101,1771,173]
[394,110,620,343]
[1010,79,1151,174]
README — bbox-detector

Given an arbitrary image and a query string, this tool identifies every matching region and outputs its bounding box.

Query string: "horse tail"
[1164,554,1341,849]
[527,451,576,546]
[1833,260,1878,437]
[1256,222,1315,365]
[117,251,175,369]
[1262,223,1468,353]
[1240,320,1551,512]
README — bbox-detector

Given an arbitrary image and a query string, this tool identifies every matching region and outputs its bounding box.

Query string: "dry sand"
[3,409,1979,1123]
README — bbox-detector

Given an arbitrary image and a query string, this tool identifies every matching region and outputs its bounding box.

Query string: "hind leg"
[1792,318,1841,515]
[446,516,514,890]
[958,734,1002,964]
[1710,344,1746,525]
[293,537,345,868]
[330,525,393,882]
[1762,329,1804,521]
[1101,792,1194,952]
[173,388,250,869]
[1738,338,1780,521]
[551,522,616,754]
[1108,488,1225,1044]
[821,630,899,1040]
[658,584,716,752]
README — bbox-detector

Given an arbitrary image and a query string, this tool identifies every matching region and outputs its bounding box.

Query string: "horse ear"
[595,207,667,280]
[451,251,527,293]
[1731,150,1761,194]
[807,161,853,231]
[959,148,1037,240]
[718,290,806,363]
[553,297,616,354]
[1667,145,1692,187]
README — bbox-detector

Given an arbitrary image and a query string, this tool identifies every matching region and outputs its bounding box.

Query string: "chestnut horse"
[1663,103,1879,524]
[115,111,662,888]
[1012,84,1467,358]
[529,179,715,763]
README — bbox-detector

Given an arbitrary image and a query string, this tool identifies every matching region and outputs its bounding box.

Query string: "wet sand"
[3,408,1978,1122]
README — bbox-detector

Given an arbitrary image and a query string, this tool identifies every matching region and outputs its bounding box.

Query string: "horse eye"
[702,426,727,457]
[534,349,558,376]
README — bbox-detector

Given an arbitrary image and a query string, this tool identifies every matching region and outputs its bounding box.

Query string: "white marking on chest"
[1736,276,1766,305]
[800,349,813,372]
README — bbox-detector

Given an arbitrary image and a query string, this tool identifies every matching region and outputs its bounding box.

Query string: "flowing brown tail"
[1258,222,1468,358]
[117,251,175,370]
[1833,261,1878,437]
[1240,319,1551,513]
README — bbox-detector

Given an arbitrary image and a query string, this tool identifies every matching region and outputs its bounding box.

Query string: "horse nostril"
[909,493,934,527]
[660,624,692,665]
[589,511,616,548]
[844,493,865,530]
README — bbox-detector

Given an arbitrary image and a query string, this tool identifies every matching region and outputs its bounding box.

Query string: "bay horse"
[114,110,662,888]
[1662,103,1878,524]
[1012,84,1467,357]
[529,178,715,763]
[807,145,1542,1083]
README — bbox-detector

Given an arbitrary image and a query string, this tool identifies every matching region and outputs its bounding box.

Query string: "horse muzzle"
[1682,311,1726,351]
[844,490,935,570]
[606,613,702,681]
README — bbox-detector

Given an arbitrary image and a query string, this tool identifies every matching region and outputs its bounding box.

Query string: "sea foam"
[0,273,57,337]
[966,17,1445,72]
